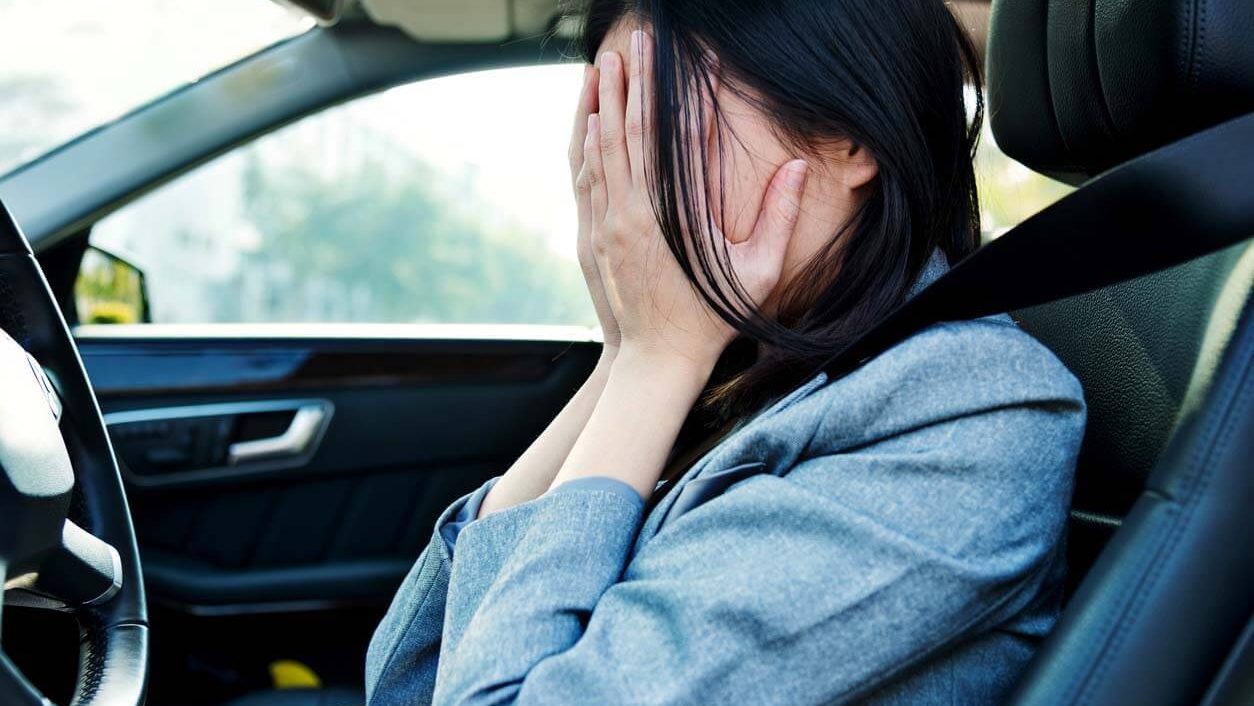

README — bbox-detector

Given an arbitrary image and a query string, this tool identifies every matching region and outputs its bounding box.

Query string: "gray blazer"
[365,253,1086,705]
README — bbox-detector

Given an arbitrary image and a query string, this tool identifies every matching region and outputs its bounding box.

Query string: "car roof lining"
[350,0,989,57]
[356,0,568,42]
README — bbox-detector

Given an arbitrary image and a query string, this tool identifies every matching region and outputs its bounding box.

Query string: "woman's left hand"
[582,30,809,372]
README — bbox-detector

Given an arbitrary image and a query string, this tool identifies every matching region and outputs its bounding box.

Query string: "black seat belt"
[820,112,1254,380]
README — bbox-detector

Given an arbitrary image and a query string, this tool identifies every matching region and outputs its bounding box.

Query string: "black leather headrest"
[987,0,1254,183]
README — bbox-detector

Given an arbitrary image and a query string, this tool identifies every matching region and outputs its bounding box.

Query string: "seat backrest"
[986,0,1254,703]
[1016,242,1253,589]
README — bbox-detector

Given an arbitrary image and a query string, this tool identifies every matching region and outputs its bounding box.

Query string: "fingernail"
[785,160,809,190]
[600,51,616,72]
[632,30,644,64]
[587,113,600,138]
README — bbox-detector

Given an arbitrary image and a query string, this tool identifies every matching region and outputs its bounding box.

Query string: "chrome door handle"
[227,404,329,465]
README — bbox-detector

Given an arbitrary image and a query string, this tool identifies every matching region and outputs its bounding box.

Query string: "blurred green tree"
[236,150,594,326]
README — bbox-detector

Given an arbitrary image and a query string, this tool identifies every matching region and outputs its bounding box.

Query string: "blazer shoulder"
[863,314,1080,403]
[787,315,1086,451]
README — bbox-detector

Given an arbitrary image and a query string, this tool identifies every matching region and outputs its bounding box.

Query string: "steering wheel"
[0,200,148,706]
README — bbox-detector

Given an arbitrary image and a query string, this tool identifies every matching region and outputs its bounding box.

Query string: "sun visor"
[362,0,563,42]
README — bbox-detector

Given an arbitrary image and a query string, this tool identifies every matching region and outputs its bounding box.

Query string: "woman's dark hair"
[575,0,984,417]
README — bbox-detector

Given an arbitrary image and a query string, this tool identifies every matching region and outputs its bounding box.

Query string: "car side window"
[77,67,1067,326]
[80,64,596,327]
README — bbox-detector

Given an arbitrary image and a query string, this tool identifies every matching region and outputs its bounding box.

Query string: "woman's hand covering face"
[580,30,810,369]
[570,64,622,350]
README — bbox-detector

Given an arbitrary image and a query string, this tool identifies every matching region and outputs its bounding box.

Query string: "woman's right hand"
[570,65,621,351]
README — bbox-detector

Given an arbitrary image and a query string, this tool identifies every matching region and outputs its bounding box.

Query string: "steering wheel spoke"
[5,520,123,612]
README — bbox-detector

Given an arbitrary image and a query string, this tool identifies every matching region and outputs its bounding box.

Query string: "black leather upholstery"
[987,0,1254,183]
[987,0,1254,703]
[1015,239,1252,593]
[1016,241,1252,516]
[1010,283,1254,705]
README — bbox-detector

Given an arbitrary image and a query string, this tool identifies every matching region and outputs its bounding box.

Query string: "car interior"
[0,0,1250,705]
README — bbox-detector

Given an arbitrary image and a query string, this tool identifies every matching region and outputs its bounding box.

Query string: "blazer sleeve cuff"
[438,476,499,554]
[550,475,645,507]
[440,476,642,554]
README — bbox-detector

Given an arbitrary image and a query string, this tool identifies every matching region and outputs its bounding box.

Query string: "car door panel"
[72,329,598,703]
[79,329,599,610]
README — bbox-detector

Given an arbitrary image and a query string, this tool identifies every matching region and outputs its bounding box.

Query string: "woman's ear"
[835,140,878,190]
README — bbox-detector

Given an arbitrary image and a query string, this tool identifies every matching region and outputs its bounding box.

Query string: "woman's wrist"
[614,341,720,387]
[607,344,715,419]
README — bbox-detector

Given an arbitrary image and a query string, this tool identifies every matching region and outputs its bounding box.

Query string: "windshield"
[0,0,311,175]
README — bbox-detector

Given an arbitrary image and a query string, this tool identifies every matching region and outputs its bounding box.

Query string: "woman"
[367,0,1085,703]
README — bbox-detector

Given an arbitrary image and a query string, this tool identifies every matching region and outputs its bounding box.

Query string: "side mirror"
[74,246,151,324]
